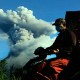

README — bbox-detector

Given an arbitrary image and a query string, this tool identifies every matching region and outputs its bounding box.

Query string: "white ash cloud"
[0,29,9,40]
[0,6,56,68]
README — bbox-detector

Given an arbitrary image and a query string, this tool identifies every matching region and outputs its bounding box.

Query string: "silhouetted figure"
[57,11,80,80]
[22,47,48,80]
[46,18,77,80]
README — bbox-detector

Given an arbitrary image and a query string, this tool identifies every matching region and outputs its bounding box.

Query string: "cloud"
[0,6,57,68]
[0,29,9,40]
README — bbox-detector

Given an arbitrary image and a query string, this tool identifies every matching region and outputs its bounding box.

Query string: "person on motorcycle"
[46,18,77,80]
[22,47,57,80]
[22,47,48,80]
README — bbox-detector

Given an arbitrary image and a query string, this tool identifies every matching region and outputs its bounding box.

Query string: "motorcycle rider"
[46,18,77,80]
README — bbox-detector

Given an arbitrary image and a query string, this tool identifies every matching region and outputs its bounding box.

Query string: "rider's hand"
[52,49,59,54]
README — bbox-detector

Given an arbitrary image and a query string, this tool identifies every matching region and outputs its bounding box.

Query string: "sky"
[0,0,80,21]
[0,0,80,67]
[0,40,10,60]
[0,29,10,60]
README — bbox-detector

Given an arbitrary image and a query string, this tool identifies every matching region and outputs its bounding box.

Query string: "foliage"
[0,60,9,80]
[0,60,21,80]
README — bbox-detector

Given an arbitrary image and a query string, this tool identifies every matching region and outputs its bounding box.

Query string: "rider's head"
[34,47,46,58]
[52,18,66,32]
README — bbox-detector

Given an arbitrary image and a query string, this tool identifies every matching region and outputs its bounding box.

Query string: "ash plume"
[0,6,56,68]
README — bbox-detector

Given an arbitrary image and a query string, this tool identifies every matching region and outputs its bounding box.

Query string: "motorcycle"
[22,47,57,80]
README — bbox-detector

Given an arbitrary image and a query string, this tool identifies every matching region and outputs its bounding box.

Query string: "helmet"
[34,47,45,55]
[52,18,66,26]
